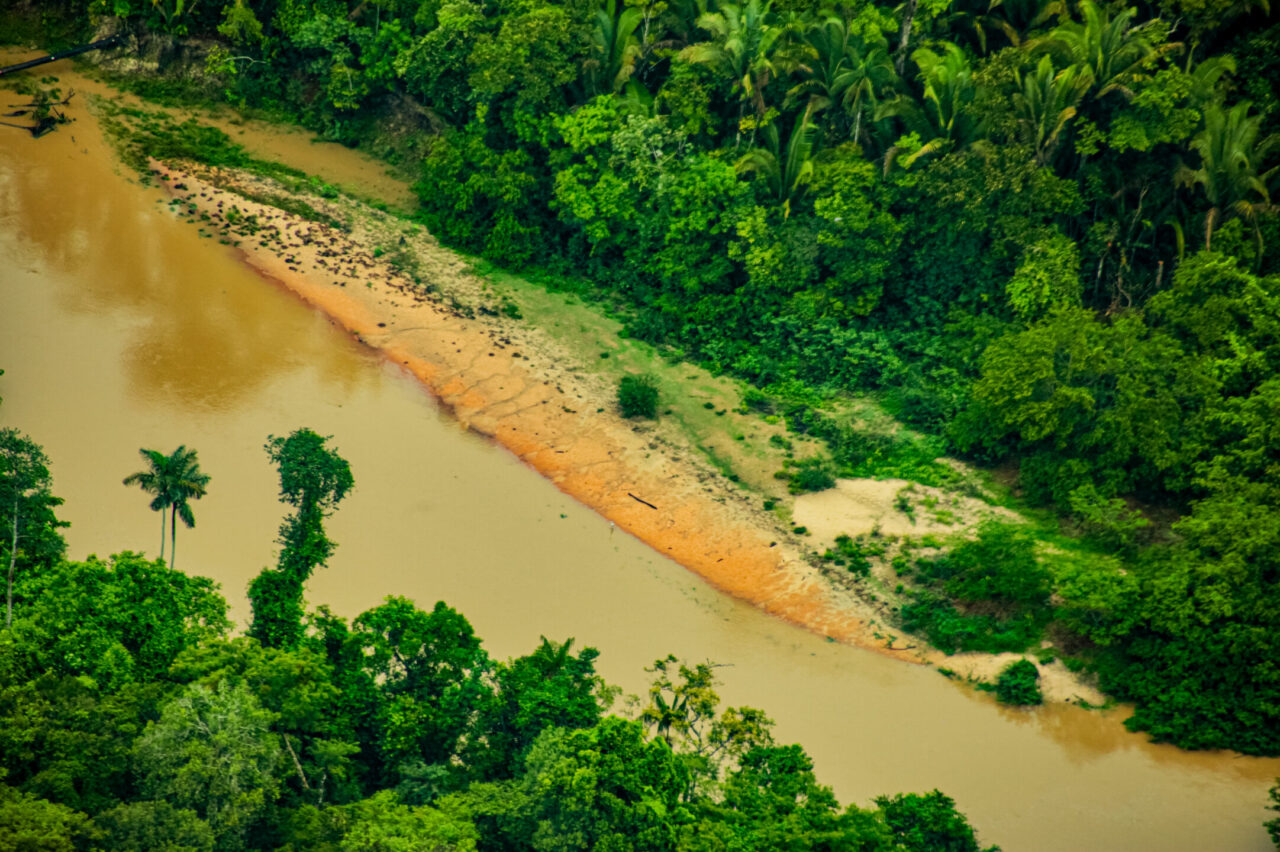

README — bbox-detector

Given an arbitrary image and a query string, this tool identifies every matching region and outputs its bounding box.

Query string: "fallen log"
[0,36,122,77]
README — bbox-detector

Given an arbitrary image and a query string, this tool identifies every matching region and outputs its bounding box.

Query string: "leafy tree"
[0,780,90,852]
[467,0,594,115]
[341,790,479,851]
[249,429,353,649]
[170,636,360,806]
[468,637,612,782]
[639,655,774,798]
[0,429,64,629]
[697,744,893,850]
[514,717,689,849]
[955,306,1214,504]
[345,597,492,786]
[0,673,165,814]
[134,681,282,850]
[9,553,228,686]
[122,445,211,569]
[876,790,998,852]
[91,800,215,852]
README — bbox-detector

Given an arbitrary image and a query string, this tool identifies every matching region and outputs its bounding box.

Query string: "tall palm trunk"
[170,507,177,569]
[159,506,166,562]
[895,0,919,75]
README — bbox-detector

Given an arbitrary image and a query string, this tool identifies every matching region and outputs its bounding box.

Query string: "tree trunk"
[6,500,17,629]
[159,506,166,562]
[170,507,177,569]
[895,0,919,76]
[1204,206,1218,251]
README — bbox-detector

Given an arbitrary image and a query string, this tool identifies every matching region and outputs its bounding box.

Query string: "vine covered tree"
[248,429,353,649]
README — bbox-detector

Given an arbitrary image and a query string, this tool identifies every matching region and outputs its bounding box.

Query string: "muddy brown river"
[2,61,1278,850]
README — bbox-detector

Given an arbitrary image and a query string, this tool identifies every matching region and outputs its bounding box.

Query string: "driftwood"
[1,90,75,138]
[628,492,658,510]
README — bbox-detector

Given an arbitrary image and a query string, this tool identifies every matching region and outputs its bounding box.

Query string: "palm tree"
[679,0,784,147]
[942,0,1066,55]
[1013,54,1092,165]
[588,0,643,96]
[123,446,210,568]
[879,43,988,170]
[1035,0,1178,102]
[735,110,818,217]
[1175,101,1278,263]
[786,18,896,146]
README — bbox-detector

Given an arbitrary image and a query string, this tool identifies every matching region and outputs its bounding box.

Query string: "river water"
[1,62,1277,850]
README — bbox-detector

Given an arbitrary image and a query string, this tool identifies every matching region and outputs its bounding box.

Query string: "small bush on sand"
[618,375,659,419]
[995,659,1042,706]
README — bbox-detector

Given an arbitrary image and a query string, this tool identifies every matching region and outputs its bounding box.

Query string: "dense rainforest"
[0,419,1002,851]
[3,0,1279,758]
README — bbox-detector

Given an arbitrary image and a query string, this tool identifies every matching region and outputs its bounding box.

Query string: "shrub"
[995,659,1042,706]
[901,593,1043,654]
[923,522,1050,608]
[617,375,659,419]
[786,457,837,494]
[1067,484,1149,553]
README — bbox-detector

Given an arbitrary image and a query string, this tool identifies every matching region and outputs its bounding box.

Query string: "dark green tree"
[344,597,492,787]
[0,429,64,629]
[876,789,999,852]
[90,800,215,852]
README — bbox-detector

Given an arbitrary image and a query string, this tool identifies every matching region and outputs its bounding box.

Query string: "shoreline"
[150,159,928,666]
[150,158,1110,706]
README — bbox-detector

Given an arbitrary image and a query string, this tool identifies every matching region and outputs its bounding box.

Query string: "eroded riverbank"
[150,158,920,663]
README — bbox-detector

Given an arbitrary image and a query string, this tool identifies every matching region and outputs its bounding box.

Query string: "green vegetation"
[901,523,1051,654]
[993,660,1043,706]
[617,373,660,419]
[10,0,1280,756]
[0,421,1000,851]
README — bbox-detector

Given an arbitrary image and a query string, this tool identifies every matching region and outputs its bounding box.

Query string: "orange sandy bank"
[152,160,921,662]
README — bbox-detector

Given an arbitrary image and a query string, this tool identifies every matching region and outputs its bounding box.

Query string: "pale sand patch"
[792,477,1011,543]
